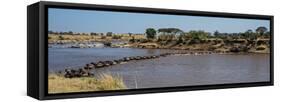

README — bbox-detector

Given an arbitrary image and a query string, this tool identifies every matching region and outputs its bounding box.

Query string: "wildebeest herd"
[61,51,222,78]
[62,53,171,78]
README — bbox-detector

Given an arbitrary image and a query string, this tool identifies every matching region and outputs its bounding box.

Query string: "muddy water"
[48,48,270,89]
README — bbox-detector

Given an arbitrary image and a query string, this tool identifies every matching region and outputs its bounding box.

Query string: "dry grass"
[48,34,146,43]
[48,73,126,94]
[48,34,100,42]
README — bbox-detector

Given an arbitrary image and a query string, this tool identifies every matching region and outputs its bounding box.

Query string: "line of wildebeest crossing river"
[61,51,232,78]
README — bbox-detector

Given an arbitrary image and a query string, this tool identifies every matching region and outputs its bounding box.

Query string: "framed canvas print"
[27,1,274,100]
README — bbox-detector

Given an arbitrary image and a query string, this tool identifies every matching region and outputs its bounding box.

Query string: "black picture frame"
[27,1,274,100]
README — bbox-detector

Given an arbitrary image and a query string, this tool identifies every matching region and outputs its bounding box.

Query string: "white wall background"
[0,0,279,101]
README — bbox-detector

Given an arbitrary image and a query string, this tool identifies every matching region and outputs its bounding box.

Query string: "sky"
[48,8,270,34]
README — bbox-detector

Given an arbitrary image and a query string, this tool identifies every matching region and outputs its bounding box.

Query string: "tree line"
[145,26,269,42]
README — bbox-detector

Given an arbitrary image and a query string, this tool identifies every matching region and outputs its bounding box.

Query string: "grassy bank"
[48,34,270,53]
[48,73,126,94]
[48,34,145,43]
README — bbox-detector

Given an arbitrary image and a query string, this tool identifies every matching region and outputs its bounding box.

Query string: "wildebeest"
[95,61,105,68]
[63,68,94,78]
[104,61,114,66]
[123,57,131,61]
[62,52,180,78]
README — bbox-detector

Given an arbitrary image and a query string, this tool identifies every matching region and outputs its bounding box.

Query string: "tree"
[112,35,121,39]
[90,32,98,36]
[188,30,208,40]
[106,32,113,36]
[187,30,209,44]
[214,30,220,37]
[68,31,73,35]
[256,26,268,36]
[145,28,156,39]
[100,33,104,36]
[157,28,183,41]
[128,33,132,37]
[264,31,270,38]
[243,29,254,39]
[59,32,64,35]
[48,30,54,34]
[245,29,253,34]
[177,35,184,44]
[158,28,183,34]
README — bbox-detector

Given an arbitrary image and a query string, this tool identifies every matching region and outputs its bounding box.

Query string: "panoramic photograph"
[48,8,270,94]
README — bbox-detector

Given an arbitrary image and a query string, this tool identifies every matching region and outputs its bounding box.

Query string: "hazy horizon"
[48,8,270,34]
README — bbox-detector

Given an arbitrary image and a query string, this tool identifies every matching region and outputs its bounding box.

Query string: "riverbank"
[48,34,143,44]
[126,39,270,53]
[48,34,270,54]
[48,73,126,94]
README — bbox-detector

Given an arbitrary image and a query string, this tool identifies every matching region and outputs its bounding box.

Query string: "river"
[48,47,270,89]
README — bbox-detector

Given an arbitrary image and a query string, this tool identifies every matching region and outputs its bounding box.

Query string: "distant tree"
[59,32,64,35]
[180,30,208,44]
[68,31,73,35]
[157,28,183,41]
[245,29,253,34]
[145,28,157,39]
[48,30,54,34]
[158,28,183,34]
[112,35,121,39]
[243,29,254,39]
[180,33,192,40]
[188,30,209,40]
[52,31,58,34]
[177,35,184,44]
[264,31,270,38]
[231,33,239,39]
[128,33,132,37]
[90,32,98,36]
[256,26,268,36]
[100,33,104,36]
[214,30,220,37]
[106,32,113,36]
